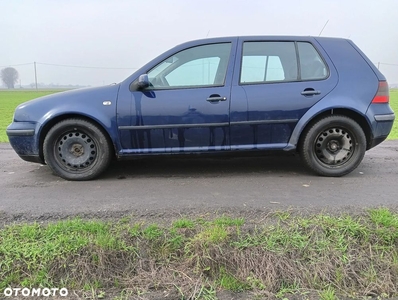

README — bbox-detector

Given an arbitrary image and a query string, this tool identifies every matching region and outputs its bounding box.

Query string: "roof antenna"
[206,30,210,37]
[319,20,329,36]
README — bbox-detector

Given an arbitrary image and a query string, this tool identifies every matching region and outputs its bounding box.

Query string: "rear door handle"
[301,89,321,96]
[206,95,227,103]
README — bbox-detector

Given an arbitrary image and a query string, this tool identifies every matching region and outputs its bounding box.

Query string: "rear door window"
[240,42,297,84]
[240,41,328,84]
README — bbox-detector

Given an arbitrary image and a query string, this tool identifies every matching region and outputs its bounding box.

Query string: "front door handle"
[206,94,227,103]
[301,89,321,96]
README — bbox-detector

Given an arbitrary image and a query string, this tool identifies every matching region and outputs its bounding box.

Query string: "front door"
[119,42,233,154]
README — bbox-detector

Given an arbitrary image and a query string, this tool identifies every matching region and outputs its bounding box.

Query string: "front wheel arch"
[39,114,115,163]
[43,118,114,180]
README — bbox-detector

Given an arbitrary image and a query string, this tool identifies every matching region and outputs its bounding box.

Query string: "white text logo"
[3,287,68,297]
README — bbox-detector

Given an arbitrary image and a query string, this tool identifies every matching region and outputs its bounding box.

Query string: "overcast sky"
[1,0,398,87]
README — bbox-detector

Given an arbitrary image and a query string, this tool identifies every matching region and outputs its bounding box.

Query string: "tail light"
[372,81,389,103]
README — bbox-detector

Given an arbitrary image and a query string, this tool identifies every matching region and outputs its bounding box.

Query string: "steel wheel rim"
[56,131,97,170]
[314,127,354,166]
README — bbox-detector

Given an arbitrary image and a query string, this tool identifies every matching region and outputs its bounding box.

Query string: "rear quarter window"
[298,42,328,80]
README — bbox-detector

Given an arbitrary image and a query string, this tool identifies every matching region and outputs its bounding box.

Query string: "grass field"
[0,89,397,143]
[0,90,61,142]
[390,89,398,139]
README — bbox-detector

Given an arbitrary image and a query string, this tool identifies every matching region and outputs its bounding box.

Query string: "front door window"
[147,43,231,89]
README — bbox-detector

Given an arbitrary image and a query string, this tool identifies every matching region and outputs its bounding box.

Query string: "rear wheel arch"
[297,108,372,151]
[299,114,367,176]
[39,114,115,162]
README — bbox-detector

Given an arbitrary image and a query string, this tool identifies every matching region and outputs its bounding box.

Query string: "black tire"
[299,115,366,177]
[43,118,112,181]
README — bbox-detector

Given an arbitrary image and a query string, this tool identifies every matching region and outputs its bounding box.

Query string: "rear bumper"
[374,113,395,122]
[368,112,395,149]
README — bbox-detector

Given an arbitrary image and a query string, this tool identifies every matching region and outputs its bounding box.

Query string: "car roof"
[173,35,351,50]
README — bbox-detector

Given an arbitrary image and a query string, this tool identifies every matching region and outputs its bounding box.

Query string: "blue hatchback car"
[7,36,395,180]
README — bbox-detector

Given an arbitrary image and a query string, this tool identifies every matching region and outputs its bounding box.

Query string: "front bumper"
[6,122,44,164]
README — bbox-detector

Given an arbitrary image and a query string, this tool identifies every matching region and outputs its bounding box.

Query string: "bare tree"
[1,67,19,89]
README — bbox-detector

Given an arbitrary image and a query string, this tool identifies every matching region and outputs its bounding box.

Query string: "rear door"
[230,37,338,150]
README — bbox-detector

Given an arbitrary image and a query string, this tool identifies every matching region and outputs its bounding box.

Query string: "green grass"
[1,89,397,143]
[1,209,398,299]
[389,89,398,139]
[0,90,61,142]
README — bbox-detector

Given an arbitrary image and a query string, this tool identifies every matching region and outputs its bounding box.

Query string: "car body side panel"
[346,40,386,81]
[121,86,231,154]
[7,85,120,161]
[287,37,385,150]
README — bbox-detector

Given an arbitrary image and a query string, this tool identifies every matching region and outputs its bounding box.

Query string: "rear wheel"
[299,115,366,177]
[43,118,112,180]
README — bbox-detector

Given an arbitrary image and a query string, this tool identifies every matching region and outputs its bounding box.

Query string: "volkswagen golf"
[6,36,395,180]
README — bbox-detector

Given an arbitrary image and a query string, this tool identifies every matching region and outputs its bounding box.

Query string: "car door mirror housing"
[130,74,150,91]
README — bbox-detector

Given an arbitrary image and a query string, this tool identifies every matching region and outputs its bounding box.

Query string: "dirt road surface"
[1,141,397,222]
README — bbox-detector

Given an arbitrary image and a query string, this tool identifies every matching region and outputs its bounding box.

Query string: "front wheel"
[299,115,366,177]
[43,118,112,181]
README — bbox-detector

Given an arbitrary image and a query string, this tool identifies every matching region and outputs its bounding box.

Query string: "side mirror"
[138,74,150,89]
[130,74,150,91]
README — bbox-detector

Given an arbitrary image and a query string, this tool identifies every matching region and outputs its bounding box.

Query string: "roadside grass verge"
[1,209,398,299]
[0,89,397,143]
